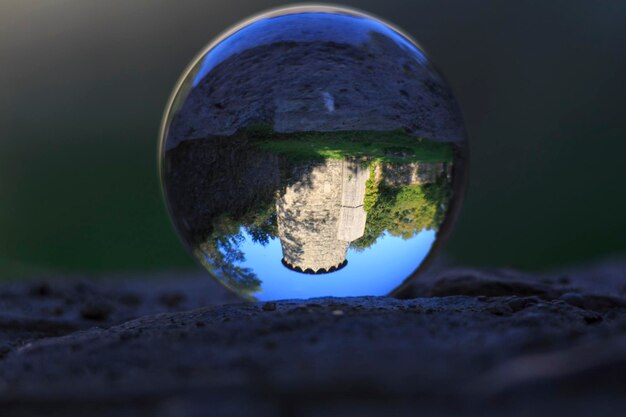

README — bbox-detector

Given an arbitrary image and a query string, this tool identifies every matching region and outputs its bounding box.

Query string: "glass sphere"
[160,5,468,301]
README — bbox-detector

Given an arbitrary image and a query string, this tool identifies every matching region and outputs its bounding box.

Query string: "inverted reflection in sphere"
[160,6,468,301]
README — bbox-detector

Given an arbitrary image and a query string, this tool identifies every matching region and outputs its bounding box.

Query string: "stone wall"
[337,161,369,242]
[277,159,369,273]
[167,32,464,151]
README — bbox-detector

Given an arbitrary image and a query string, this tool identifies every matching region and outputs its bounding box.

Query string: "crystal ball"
[160,5,468,301]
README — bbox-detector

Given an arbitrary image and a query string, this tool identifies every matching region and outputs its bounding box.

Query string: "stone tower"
[277,159,369,274]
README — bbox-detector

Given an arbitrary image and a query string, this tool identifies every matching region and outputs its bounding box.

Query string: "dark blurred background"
[1,0,625,279]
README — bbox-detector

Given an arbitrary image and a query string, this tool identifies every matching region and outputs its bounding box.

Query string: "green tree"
[196,202,278,297]
[197,234,262,297]
[352,180,450,250]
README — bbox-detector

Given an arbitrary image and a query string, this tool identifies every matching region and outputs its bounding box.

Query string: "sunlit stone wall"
[277,159,369,273]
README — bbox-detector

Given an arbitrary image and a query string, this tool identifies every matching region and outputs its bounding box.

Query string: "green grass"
[251,129,453,163]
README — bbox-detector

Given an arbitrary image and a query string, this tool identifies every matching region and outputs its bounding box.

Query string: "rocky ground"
[1,260,626,417]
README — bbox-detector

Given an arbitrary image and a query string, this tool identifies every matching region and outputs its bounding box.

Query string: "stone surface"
[0,259,625,416]
[168,34,464,151]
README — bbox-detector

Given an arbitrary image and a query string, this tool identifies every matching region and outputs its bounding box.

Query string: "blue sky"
[236,228,436,301]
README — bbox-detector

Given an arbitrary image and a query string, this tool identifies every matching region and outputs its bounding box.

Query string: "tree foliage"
[352,177,450,251]
[196,202,278,297]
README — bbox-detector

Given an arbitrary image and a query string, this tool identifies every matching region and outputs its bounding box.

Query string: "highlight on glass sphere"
[159,5,468,301]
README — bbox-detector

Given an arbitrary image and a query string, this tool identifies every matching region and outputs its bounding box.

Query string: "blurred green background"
[1,0,625,278]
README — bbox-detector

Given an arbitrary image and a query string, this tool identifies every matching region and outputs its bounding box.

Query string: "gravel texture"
[1,260,626,417]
